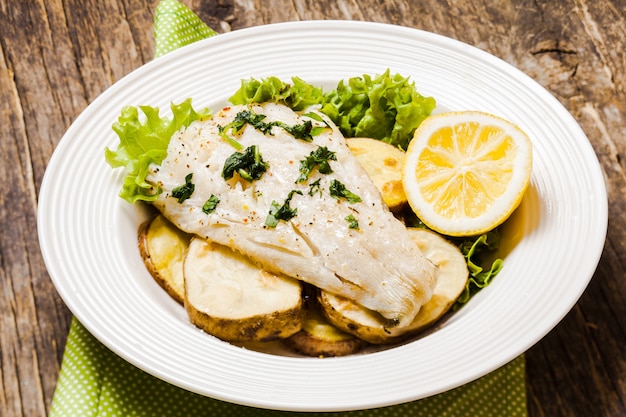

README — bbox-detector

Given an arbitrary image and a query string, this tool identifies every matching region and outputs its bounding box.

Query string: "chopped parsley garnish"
[308,178,322,197]
[202,194,220,214]
[171,173,195,203]
[266,190,302,227]
[278,120,314,141]
[296,146,337,183]
[222,145,269,181]
[329,179,362,203]
[217,125,244,150]
[222,109,322,142]
[231,110,275,134]
[303,112,331,137]
[345,214,359,229]
[302,112,326,124]
[218,110,273,149]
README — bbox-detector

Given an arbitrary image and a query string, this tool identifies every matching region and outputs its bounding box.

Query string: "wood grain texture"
[1,0,624,416]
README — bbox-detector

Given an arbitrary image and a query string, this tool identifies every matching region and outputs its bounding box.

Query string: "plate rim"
[37,19,608,412]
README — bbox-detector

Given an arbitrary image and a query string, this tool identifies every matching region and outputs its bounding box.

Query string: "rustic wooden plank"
[0,62,45,417]
[120,0,160,62]
[291,0,366,20]
[0,1,72,415]
[520,2,626,416]
[0,21,25,417]
[0,0,140,414]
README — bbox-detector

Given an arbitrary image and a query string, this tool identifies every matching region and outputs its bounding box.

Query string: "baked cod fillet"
[147,103,437,327]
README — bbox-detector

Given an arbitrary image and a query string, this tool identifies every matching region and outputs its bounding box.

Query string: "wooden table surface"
[1,1,625,416]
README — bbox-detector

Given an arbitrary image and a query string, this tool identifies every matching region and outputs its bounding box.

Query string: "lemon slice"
[403,111,532,237]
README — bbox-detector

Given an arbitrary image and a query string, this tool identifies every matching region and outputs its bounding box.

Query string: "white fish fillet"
[147,103,437,327]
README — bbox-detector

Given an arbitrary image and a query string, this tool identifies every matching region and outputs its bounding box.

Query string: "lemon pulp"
[403,111,532,237]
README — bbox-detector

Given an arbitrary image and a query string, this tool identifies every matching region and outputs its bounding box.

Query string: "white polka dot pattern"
[49,319,527,416]
[154,0,217,57]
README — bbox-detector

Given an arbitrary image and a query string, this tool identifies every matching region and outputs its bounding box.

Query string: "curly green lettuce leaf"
[320,69,436,150]
[105,99,211,203]
[229,76,324,111]
[453,229,504,309]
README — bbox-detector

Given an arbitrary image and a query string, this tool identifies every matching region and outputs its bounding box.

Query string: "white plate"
[38,20,607,412]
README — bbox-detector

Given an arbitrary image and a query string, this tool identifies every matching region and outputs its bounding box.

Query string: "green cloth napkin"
[49,1,529,415]
[153,0,217,57]
[50,319,526,416]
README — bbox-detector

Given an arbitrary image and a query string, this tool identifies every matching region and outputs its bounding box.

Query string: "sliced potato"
[184,237,304,343]
[346,137,407,211]
[319,293,393,345]
[138,214,191,304]
[284,298,365,357]
[406,229,469,332]
[319,228,469,344]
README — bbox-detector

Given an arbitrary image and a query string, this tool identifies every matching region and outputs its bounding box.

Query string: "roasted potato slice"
[320,228,469,344]
[284,297,365,357]
[319,293,392,345]
[346,137,407,211]
[138,214,191,304]
[184,237,304,343]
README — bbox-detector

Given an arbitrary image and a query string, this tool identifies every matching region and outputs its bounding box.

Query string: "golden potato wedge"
[346,137,407,211]
[284,300,365,357]
[138,214,191,304]
[184,237,304,343]
[320,228,468,344]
